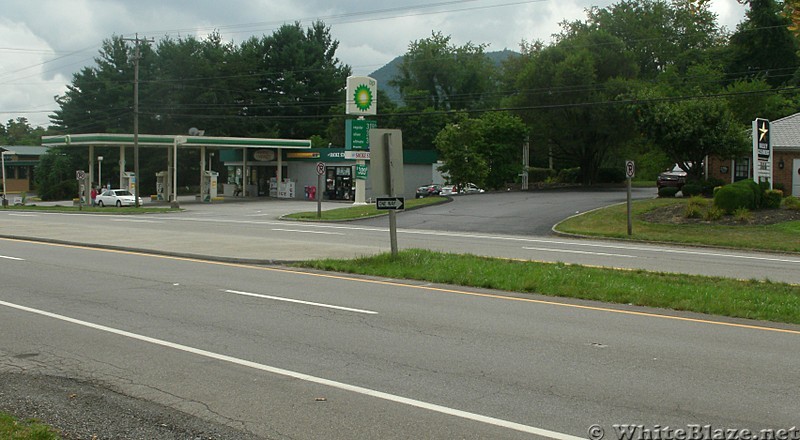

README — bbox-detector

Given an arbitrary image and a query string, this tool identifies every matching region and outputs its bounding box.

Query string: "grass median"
[555,198,800,253]
[296,249,800,325]
[283,196,447,221]
[0,411,60,439]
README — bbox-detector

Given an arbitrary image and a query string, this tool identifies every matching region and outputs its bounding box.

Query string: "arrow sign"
[376,197,405,210]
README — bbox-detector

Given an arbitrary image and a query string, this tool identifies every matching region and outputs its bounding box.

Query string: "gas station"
[41,133,312,205]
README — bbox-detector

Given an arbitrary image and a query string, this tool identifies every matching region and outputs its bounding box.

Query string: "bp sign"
[346,76,377,116]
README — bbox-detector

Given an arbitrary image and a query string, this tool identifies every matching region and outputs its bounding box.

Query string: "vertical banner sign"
[355,164,368,180]
[346,76,377,116]
[752,118,772,188]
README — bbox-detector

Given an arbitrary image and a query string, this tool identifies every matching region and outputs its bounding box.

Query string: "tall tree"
[503,28,639,184]
[391,32,495,111]
[727,0,799,87]
[240,21,351,139]
[636,95,750,179]
[0,118,47,145]
[585,0,724,79]
[435,111,528,189]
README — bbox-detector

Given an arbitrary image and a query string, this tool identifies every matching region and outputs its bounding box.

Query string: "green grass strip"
[0,411,60,439]
[555,198,800,252]
[284,196,447,221]
[295,249,800,325]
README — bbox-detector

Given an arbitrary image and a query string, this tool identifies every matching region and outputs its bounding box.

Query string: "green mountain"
[368,49,519,105]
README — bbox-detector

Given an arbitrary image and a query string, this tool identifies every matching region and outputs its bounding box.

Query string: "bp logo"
[353,84,373,112]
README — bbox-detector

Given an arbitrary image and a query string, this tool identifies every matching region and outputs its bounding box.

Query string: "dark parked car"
[415,184,442,198]
[657,164,687,190]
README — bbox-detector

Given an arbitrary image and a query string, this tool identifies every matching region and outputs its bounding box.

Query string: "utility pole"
[122,34,153,207]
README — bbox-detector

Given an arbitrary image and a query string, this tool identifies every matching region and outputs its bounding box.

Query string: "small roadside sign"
[316,162,325,176]
[376,197,405,210]
[76,170,86,181]
[355,164,368,180]
[625,160,635,179]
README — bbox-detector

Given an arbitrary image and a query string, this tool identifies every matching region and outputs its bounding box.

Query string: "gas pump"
[122,172,136,193]
[155,171,170,201]
[202,170,218,202]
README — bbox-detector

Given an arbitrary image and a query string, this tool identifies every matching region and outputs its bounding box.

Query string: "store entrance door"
[325,166,354,200]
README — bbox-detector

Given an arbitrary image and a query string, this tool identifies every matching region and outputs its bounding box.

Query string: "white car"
[460,183,485,194]
[440,185,458,196]
[96,189,142,207]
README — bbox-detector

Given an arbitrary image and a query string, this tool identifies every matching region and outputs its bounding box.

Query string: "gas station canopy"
[42,133,312,149]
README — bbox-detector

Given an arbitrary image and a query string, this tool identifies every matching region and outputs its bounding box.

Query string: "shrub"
[681,182,703,197]
[733,207,753,223]
[703,206,724,221]
[763,190,783,209]
[684,204,703,219]
[597,167,626,183]
[738,179,762,208]
[527,167,556,183]
[774,182,786,193]
[713,186,723,197]
[658,186,680,198]
[556,167,581,183]
[701,178,726,197]
[687,196,710,208]
[714,183,755,213]
[782,196,800,211]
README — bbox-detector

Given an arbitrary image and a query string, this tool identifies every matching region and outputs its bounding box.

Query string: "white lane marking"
[0,299,581,440]
[271,228,344,235]
[522,247,637,258]
[223,289,377,314]
[0,255,25,261]
[111,219,163,224]
[8,213,38,217]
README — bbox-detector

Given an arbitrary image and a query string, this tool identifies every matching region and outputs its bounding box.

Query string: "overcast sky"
[0,0,748,129]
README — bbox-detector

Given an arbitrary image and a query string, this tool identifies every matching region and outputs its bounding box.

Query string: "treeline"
[29,0,800,192]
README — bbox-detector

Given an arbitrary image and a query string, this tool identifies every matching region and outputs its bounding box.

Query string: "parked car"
[415,184,442,198]
[95,189,143,207]
[656,164,688,190]
[440,185,458,196]
[460,183,485,194]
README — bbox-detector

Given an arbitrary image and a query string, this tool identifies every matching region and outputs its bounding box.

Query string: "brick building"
[706,114,800,197]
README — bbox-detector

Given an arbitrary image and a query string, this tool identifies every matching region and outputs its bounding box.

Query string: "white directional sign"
[376,197,405,210]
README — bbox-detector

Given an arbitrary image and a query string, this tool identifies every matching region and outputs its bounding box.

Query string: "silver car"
[96,189,143,207]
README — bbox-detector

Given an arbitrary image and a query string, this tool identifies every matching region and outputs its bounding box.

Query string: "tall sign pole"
[625,160,635,236]
[346,76,377,205]
[370,129,405,258]
[316,162,325,219]
[753,118,772,189]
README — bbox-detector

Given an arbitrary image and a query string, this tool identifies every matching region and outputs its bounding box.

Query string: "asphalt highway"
[1,239,798,439]
[1,191,800,283]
